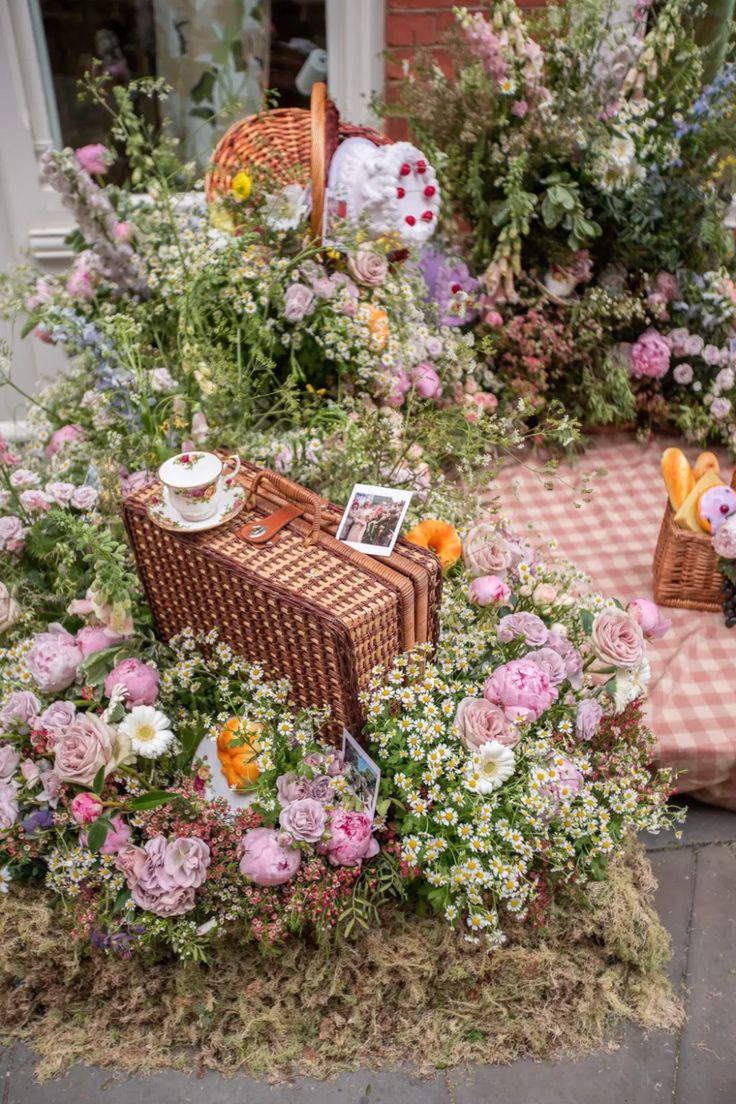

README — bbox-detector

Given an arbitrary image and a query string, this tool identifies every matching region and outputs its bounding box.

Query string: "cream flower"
[263,184,309,231]
[611,658,651,713]
[467,741,516,795]
[119,706,174,759]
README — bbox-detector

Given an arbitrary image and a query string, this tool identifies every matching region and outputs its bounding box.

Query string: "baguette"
[661,447,695,511]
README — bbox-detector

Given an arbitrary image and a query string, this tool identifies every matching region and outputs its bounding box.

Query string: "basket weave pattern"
[123,464,441,739]
[653,503,722,613]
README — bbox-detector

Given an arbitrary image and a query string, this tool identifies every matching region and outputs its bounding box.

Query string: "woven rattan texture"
[653,503,722,613]
[123,469,441,739]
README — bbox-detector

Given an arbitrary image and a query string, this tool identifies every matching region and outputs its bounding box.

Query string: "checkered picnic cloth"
[493,431,736,811]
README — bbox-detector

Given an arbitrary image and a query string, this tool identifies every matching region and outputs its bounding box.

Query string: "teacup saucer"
[147,483,246,533]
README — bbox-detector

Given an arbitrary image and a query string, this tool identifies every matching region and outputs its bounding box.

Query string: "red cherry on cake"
[416,160,427,174]
[400,163,411,176]
[405,215,416,226]
[424,185,436,197]
[722,504,731,514]
[397,186,406,199]
[421,210,434,222]
[451,282,461,294]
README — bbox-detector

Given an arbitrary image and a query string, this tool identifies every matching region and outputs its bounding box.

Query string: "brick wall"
[384,0,547,138]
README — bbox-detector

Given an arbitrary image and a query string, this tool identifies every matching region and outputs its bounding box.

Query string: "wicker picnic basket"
[652,502,722,612]
[206,82,390,240]
[123,460,442,740]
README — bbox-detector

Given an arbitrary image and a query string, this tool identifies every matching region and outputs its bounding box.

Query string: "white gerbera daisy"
[468,741,515,795]
[120,706,174,759]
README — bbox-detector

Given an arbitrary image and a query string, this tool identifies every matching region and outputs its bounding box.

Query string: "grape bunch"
[721,574,736,629]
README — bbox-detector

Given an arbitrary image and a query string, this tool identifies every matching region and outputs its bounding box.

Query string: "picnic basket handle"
[247,468,324,546]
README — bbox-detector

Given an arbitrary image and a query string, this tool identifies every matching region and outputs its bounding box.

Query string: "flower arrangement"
[363,517,681,945]
[384,0,736,448]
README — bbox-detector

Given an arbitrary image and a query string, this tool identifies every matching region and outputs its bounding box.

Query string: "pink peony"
[468,575,511,606]
[627,598,671,640]
[319,808,379,867]
[454,697,518,751]
[46,424,83,459]
[99,814,132,855]
[54,713,129,786]
[0,691,40,732]
[278,797,327,842]
[104,658,159,707]
[591,609,645,670]
[76,625,125,658]
[412,362,442,400]
[0,515,26,554]
[70,792,103,825]
[628,329,671,380]
[27,624,82,693]
[238,826,302,886]
[483,658,558,723]
[74,143,110,175]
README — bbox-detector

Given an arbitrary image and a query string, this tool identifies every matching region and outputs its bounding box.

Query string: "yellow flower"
[209,203,235,234]
[231,171,253,201]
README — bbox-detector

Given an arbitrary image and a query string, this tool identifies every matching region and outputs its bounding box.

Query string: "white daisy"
[0,866,11,893]
[120,706,175,759]
[468,741,515,795]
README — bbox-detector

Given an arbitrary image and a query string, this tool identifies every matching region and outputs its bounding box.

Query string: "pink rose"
[70,485,99,511]
[412,362,442,400]
[0,781,19,829]
[27,624,82,693]
[468,575,511,606]
[533,583,557,607]
[278,797,327,842]
[483,658,558,723]
[76,625,125,658]
[627,599,671,640]
[70,792,103,825]
[575,698,603,741]
[319,808,379,867]
[0,744,21,780]
[628,329,671,380]
[34,324,53,344]
[591,609,645,670]
[19,490,51,514]
[347,246,389,287]
[74,143,110,175]
[54,713,127,786]
[497,612,548,646]
[454,697,518,751]
[38,700,77,737]
[45,481,75,506]
[463,523,514,579]
[238,826,302,886]
[0,691,41,732]
[104,659,159,707]
[283,283,315,322]
[0,515,26,554]
[46,424,83,459]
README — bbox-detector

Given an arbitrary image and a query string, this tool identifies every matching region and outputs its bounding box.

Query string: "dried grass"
[0,839,682,1082]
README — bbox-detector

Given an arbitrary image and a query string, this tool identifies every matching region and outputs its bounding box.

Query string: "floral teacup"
[158,451,241,522]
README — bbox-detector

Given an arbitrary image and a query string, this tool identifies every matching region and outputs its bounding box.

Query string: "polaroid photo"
[336,483,413,558]
[342,729,381,817]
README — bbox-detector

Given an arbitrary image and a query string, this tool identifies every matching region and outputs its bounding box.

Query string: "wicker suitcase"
[652,501,722,613]
[123,462,442,738]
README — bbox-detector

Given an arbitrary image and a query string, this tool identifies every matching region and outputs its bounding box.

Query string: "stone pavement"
[3,797,735,1104]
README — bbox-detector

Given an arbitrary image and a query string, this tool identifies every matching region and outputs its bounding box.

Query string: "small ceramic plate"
[147,482,246,533]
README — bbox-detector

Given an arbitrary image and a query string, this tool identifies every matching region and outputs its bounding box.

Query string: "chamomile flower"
[119,706,175,759]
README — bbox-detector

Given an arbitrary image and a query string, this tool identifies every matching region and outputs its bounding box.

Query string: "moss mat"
[0,841,682,1082]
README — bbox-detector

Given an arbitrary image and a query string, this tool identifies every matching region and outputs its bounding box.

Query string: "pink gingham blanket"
[493,432,736,811]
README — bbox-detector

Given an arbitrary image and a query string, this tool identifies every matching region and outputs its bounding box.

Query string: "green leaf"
[129,790,176,811]
[113,886,132,914]
[579,609,594,634]
[92,766,106,796]
[87,818,111,852]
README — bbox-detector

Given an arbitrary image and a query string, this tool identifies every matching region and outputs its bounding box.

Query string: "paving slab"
[674,844,736,1104]
[6,1048,450,1104]
[446,847,696,1104]
[641,798,736,852]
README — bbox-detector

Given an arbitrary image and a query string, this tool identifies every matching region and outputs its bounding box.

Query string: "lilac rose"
[276,772,311,806]
[0,744,21,781]
[496,612,549,647]
[283,283,315,322]
[575,699,603,741]
[545,632,583,689]
[309,774,336,803]
[279,797,327,842]
[0,780,19,829]
[38,700,77,738]
[0,691,41,732]
[161,836,211,889]
[525,647,568,686]
[0,516,26,554]
[27,625,82,693]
